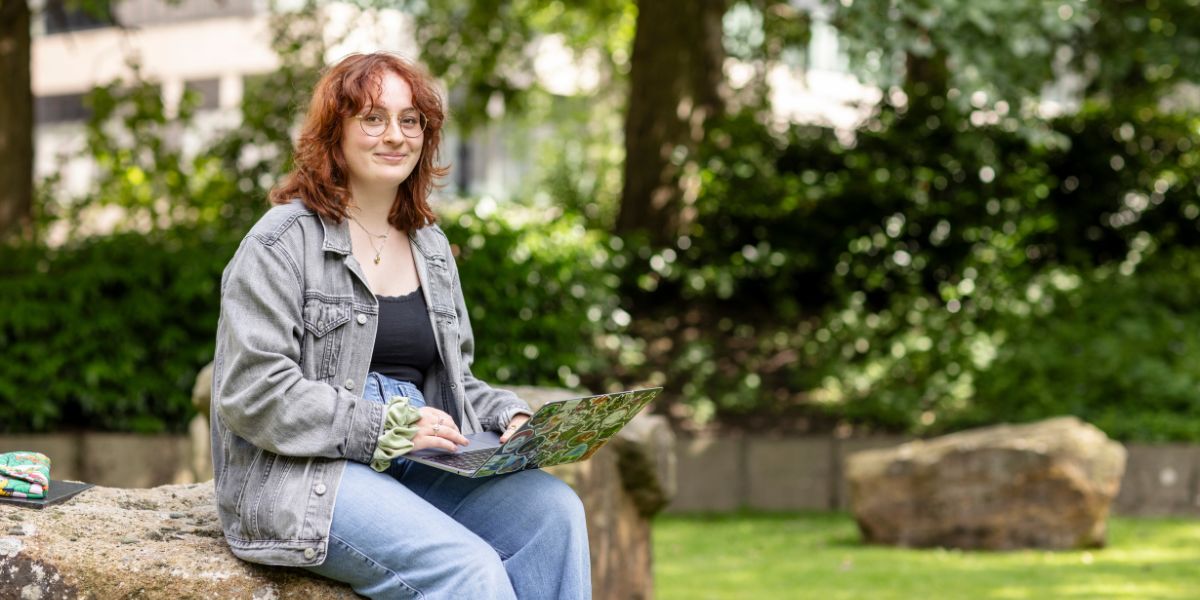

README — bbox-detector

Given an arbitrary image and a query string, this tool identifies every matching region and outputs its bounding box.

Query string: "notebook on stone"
[406,388,662,477]
[0,480,94,510]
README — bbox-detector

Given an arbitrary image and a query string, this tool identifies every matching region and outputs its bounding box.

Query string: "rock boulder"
[846,416,1126,550]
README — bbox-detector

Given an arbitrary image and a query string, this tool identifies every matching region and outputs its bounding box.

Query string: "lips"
[374,153,409,162]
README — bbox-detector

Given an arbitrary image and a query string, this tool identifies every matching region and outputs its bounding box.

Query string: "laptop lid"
[468,387,662,477]
[406,387,662,477]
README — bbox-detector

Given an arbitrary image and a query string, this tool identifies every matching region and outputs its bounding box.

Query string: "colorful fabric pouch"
[0,451,51,499]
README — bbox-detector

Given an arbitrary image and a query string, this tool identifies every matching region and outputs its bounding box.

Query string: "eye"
[363,114,386,125]
[401,115,421,127]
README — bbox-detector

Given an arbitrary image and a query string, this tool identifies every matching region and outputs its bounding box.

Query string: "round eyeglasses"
[353,111,427,138]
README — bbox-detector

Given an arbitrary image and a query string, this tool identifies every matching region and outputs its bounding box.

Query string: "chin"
[376,169,417,187]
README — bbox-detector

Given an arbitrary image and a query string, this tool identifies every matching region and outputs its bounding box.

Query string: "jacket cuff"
[347,390,387,464]
[496,404,534,432]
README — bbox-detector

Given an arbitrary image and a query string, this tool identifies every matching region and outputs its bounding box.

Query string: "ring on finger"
[433,423,441,435]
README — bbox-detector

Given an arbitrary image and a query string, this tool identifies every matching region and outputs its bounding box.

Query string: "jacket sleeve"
[448,247,533,432]
[212,233,384,463]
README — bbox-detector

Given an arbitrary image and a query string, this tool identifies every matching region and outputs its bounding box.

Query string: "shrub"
[0,204,624,433]
[619,105,1200,440]
[439,203,629,391]
[0,226,239,433]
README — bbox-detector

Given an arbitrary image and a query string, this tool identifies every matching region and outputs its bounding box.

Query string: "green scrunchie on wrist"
[370,395,422,472]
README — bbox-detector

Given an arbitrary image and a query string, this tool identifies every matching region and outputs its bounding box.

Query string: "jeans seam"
[329,532,425,599]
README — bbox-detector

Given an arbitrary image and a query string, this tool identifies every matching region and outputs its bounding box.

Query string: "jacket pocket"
[232,443,264,522]
[256,456,324,543]
[243,452,277,539]
[302,296,352,379]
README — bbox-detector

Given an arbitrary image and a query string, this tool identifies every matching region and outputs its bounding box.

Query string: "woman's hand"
[413,406,469,452]
[499,414,531,443]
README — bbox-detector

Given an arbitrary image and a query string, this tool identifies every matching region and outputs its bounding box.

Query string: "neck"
[347,181,397,228]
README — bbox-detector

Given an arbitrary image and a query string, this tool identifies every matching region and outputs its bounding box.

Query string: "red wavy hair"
[270,52,448,231]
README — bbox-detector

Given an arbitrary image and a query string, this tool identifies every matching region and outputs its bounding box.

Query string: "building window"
[35,93,90,124]
[42,2,115,35]
[456,137,473,195]
[185,78,221,111]
[114,0,258,27]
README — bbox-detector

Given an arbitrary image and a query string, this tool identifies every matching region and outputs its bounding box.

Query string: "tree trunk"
[617,0,726,246]
[0,0,33,240]
[903,49,950,121]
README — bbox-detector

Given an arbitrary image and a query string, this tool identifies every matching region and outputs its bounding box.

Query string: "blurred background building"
[30,0,878,212]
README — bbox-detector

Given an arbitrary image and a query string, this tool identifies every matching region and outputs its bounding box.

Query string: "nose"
[381,117,405,143]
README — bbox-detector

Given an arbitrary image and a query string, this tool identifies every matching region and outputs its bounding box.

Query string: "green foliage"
[204,0,325,225]
[966,249,1200,442]
[440,204,630,390]
[833,0,1088,113]
[12,0,1200,445]
[519,93,626,230]
[1074,0,1200,111]
[2,4,319,433]
[37,62,240,236]
[1,2,632,433]
[0,205,623,433]
[0,226,240,433]
[370,0,635,131]
[623,101,1200,439]
[806,251,1200,443]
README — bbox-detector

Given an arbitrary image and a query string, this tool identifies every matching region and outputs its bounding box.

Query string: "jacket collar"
[318,211,353,256]
[408,226,439,258]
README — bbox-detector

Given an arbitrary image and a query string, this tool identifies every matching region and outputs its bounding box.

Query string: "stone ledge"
[1,483,354,599]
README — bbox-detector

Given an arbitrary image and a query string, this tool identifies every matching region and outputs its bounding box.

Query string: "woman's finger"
[416,408,463,434]
[424,421,469,447]
[499,415,531,443]
[415,433,459,453]
[435,424,470,447]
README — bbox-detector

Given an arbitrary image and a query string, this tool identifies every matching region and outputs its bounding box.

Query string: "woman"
[210,52,590,599]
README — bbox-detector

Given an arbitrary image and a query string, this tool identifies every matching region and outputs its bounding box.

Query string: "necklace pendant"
[374,255,382,265]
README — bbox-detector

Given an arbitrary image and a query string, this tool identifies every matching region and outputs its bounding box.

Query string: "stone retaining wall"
[668,433,1200,517]
[3,432,1197,517]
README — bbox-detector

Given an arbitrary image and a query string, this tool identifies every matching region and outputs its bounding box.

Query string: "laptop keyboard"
[421,448,495,471]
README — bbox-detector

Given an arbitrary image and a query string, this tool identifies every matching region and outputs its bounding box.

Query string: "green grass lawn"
[653,512,1200,600]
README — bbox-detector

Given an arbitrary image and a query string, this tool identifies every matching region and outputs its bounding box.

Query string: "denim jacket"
[210,200,530,567]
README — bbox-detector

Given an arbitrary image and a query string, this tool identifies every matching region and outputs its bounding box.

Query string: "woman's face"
[341,70,423,194]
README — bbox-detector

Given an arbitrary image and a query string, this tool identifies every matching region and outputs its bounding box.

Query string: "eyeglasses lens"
[360,112,427,138]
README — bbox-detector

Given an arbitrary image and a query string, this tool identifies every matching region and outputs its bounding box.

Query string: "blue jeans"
[304,372,591,599]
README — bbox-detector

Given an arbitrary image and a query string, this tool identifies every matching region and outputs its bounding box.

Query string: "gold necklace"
[351,217,391,265]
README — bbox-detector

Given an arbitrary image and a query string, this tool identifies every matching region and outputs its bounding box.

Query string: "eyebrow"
[363,101,418,114]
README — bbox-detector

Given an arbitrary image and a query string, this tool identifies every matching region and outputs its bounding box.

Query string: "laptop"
[406,387,662,477]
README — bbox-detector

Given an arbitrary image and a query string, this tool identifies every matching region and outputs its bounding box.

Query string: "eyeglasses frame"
[352,109,428,139]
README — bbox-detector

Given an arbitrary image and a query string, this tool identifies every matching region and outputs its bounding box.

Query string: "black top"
[369,287,438,387]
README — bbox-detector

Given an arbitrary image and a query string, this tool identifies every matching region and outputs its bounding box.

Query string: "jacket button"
[345,379,355,390]
[357,314,368,325]
[303,548,316,560]
[314,483,327,495]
